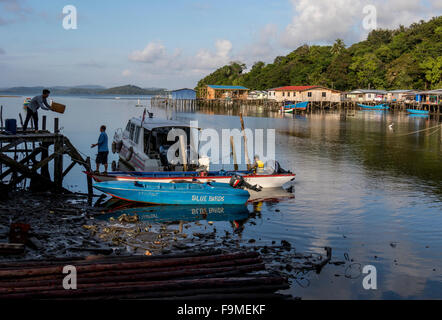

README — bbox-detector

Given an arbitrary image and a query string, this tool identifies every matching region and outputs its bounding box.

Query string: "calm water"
[1,95,441,299]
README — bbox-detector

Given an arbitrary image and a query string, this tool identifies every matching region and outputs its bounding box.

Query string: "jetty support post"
[230,136,238,171]
[86,156,93,201]
[53,118,63,190]
[240,113,251,171]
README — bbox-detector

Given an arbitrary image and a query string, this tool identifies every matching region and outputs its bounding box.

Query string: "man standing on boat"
[91,125,109,173]
[23,89,52,132]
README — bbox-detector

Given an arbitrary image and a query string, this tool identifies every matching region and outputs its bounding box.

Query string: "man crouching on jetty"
[23,89,52,132]
[91,125,109,174]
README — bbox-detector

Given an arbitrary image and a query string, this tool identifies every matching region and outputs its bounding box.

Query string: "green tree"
[420,57,442,89]
[331,39,346,56]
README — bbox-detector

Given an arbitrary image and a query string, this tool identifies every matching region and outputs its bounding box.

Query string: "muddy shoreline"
[0,192,350,298]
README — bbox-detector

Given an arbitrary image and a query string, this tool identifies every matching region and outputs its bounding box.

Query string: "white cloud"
[121,69,132,77]
[280,0,441,49]
[238,23,279,65]
[129,42,167,63]
[129,39,233,73]
[194,39,233,70]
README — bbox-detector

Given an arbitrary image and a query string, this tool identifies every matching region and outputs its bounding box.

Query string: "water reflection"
[1,95,441,299]
[98,200,250,224]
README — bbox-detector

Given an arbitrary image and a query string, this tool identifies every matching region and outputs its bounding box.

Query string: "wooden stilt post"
[230,136,238,171]
[239,113,251,171]
[42,116,47,131]
[53,118,63,191]
[86,156,93,200]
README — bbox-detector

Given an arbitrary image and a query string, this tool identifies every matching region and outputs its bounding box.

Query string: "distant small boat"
[406,109,429,115]
[93,181,250,205]
[282,101,309,113]
[358,103,389,110]
[135,99,145,107]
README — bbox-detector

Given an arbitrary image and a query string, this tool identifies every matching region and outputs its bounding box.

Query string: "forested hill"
[196,16,442,92]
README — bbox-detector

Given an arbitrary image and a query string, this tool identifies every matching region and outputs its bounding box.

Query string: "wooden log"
[0,263,265,291]
[0,252,259,279]
[0,249,224,269]
[78,285,290,300]
[0,243,25,255]
[1,257,262,283]
[0,276,286,299]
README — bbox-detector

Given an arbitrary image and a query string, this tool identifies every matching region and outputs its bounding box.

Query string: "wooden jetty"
[151,97,441,119]
[0,250,290,300]
[0,116,93,195]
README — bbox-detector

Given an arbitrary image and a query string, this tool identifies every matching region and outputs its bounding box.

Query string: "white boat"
[88,170,295,189]
[112,117,201,172]
[108,117,295,189]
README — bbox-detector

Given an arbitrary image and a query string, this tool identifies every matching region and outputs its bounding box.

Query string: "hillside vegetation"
[196,16,442,92]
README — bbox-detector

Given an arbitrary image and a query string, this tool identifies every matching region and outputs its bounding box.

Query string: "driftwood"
[0,251,289,300]
[0,258,262,287]
[0,276,286,299]
[0,252,259,279]
[0,243,25,255]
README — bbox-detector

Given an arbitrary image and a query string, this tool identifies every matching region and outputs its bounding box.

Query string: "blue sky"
[0,0,440,89]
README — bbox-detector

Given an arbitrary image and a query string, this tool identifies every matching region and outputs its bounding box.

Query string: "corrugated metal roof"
[350,89,387,94]
[387,90,413,93]
[207,85,249,90]
[274,86,319,91]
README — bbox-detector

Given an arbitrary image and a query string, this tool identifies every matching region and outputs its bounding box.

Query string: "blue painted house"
[168,88,196,100]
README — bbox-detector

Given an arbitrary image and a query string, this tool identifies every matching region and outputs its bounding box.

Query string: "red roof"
[274,86,319,91]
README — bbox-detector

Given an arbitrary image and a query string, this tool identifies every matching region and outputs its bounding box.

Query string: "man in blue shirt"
[91,125,109,173]
[23,89,52,132]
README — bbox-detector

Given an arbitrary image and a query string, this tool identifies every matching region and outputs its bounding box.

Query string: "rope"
[395,124,442,137]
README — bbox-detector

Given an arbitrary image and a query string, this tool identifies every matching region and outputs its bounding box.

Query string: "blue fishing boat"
[406,109,429,115]
[358,103,389,110]
[93,181,250,205]
[282,101,309,113]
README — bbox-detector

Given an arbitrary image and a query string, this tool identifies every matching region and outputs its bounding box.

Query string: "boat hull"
[93,181,251,205]
[358,103,389,110]
[282,101,308,113]
[88,171,295,188]
[406,109,429,115]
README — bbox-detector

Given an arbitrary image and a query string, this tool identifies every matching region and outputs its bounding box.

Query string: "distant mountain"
[99,85,166,95]
[0,84,167,96]
[73,85,106,89]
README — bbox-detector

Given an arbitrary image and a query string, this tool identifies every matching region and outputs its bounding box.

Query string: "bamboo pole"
[239,113,251,170]
[179,134,187,171]
[230,136,238,171]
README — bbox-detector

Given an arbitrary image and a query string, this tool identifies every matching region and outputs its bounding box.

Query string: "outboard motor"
[229,174,262,192]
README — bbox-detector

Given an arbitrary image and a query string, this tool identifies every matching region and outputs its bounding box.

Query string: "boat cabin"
[114,117,200,172]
